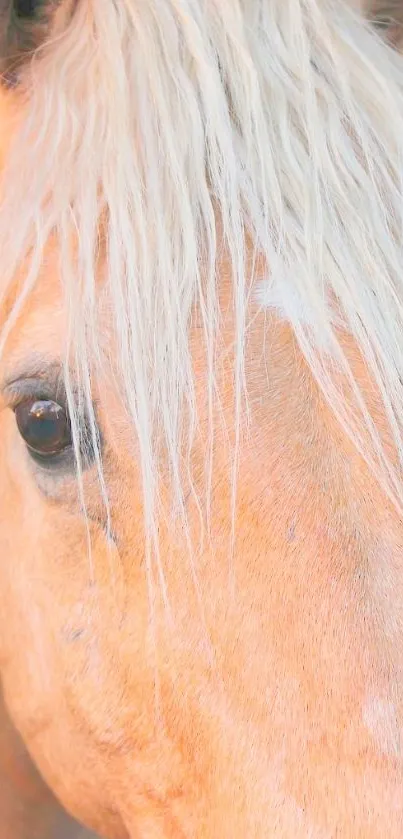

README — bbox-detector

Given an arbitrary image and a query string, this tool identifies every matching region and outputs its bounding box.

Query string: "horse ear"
[0,1,74,85]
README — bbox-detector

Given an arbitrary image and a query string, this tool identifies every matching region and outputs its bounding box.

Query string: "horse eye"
[14,398,72,458]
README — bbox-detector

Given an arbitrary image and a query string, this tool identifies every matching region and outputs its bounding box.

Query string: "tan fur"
[0,685,96,838]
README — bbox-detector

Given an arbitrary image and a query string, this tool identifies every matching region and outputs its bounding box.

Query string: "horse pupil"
[15,399,71,456]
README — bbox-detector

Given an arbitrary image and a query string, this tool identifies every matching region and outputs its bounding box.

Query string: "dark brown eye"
[15,398,72,457]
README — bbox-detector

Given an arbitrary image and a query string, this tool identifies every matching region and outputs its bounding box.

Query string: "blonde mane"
[2,0,403,534]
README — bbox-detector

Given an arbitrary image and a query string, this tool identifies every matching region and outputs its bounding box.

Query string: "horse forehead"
[0,262,66,374]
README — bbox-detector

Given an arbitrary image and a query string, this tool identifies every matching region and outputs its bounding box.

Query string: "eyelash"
[4,379,67,411]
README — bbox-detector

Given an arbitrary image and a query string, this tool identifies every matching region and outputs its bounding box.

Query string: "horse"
[3,0,403,836]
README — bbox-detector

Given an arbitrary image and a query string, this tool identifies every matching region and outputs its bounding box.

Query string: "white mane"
[2,0,403,531]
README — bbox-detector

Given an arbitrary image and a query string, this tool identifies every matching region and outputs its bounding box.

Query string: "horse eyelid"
[2,377,67,410]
